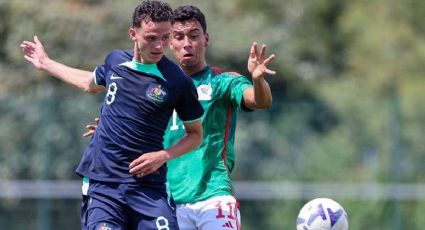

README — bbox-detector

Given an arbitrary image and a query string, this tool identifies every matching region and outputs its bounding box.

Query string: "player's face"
[129,20,171,64]
[170,19,209,75]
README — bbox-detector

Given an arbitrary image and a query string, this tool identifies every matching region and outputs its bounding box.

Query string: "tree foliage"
[1,0,425,229]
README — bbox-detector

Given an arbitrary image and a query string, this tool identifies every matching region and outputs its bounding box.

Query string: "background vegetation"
[0,0,424,229]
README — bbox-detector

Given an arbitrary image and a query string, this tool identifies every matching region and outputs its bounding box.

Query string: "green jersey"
[163,66,252,204]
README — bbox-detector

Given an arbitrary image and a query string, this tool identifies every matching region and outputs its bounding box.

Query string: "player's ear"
[204,33,209,48]
[129,27,137,41]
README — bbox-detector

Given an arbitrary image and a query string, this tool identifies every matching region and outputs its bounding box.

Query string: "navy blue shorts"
[81,180,179,230]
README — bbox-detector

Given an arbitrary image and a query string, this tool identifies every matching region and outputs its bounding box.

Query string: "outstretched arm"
[128,120,203,177]
[243,42,276,109]
[20,36,104,93]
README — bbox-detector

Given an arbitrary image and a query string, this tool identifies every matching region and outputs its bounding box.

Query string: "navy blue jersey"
[76,50,203,184]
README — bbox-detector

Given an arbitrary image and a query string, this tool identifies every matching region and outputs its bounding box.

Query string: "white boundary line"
[1,180,424,200]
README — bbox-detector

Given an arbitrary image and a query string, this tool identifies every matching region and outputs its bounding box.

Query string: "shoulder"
[104,49,132,65]
[157,56,182,72]
[158,56,192,84]
[211,66,244,78]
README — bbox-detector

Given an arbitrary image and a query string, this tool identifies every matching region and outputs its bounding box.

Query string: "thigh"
[176,204,197,230]
[131,214,179,230]
[83,181,129,230]
[196,195,241,230]
[85,196,128,230]
[127,184,179,230]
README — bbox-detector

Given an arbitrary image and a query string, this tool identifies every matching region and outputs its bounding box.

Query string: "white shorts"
[176,195,241,230]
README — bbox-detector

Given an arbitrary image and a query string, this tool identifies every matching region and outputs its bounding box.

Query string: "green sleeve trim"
[119,59,165,81]
[83,177,90,183]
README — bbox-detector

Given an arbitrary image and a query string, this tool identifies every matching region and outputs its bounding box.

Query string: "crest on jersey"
[96,223,112,230]
[197,84,212,101]
[146,83,167,103]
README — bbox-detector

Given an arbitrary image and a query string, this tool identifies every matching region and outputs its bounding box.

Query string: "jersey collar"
[119,59,165,81]
[190,65,210,79]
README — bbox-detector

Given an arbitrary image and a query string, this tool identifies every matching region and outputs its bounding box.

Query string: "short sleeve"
[94,65,107,86]
[229,75,253,109]
[175,79,204,123]
[93,50,132,87]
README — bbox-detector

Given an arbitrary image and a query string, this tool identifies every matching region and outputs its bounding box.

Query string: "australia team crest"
[146,83,168,103]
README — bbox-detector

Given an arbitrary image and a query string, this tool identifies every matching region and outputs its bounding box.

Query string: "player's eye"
[190,35,200,39]
[173,34,183,40]
[147,36,156,42]
[163,35,170,41]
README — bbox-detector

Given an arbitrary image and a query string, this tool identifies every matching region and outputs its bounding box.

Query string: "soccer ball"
[296,198,349,230]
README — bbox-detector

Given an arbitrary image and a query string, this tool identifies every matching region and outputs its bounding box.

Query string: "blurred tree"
[1,0,425,229]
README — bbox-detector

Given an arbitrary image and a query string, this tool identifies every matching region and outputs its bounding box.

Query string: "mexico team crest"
[146,83,168,103]
[197,84,212,100]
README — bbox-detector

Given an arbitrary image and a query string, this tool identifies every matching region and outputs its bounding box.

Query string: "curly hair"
[173,5,207,33]
[132,0,174,28]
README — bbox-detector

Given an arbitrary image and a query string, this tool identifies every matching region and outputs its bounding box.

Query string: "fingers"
[94,117,100,124]
[34,35,42,48]
[263,53,275,66]
[129,159,150,178]
[82,125,96,137]
[249,42,258,58]
[260,44,267,60]
[23,55,34,63]
[20,41,36,54]
[265,69,277,76]
[129,157,144,173]
[82,130,94,137]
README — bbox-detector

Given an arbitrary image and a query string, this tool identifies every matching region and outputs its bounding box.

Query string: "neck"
[180,61,207,76]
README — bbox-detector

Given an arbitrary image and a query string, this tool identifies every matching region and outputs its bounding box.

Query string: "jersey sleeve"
[175,78,204,123]
[93,50,132,87]
[93,52,114,87]
[228,74,253,109]
[94,65,107,86]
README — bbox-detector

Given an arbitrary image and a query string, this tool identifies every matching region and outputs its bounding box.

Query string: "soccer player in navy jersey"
[84,5,276,230]
[20,1,203,229]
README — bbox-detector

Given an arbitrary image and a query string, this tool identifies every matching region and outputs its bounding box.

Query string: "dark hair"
[173,5,207,33]
[132,0,173,28]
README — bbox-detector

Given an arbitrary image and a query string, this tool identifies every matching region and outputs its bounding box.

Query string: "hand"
[82,117,100,137]
[129,150,169,178]
[20,35,49,70]
[247,42,276,80]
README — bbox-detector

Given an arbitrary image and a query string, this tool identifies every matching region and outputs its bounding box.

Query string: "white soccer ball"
[296,198,349,230]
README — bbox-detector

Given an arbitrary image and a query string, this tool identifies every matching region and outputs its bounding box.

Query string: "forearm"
[163,129,203,160]
[251,77,272,109]
[128,121,202,177]
[43,58,99,93]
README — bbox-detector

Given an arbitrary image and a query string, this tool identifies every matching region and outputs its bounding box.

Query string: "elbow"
[82,81,98,94]
[84,88,98,94]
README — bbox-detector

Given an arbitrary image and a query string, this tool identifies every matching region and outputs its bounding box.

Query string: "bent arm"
[163,120,203,160]
[242,79,272,109]
[21,36,104,93]
[128,120,203,177]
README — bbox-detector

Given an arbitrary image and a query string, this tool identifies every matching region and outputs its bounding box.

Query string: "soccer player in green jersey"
[164,6,275,230]
[84,5,275,230]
